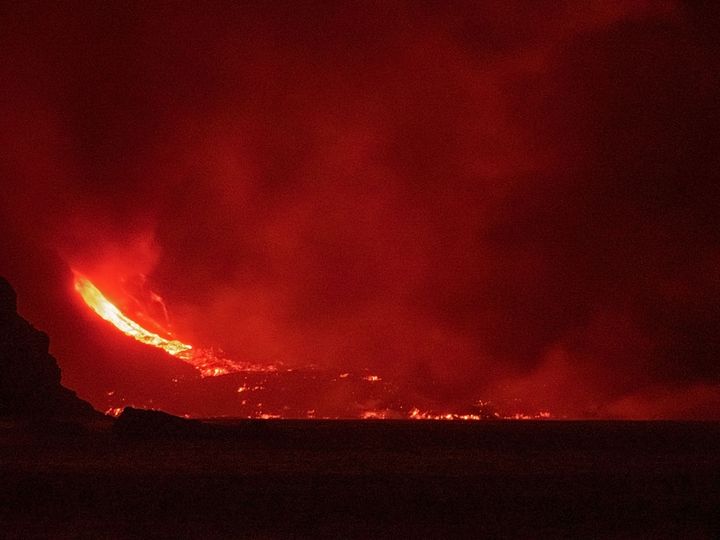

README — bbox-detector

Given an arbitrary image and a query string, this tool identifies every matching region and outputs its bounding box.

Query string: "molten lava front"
[72,273,251,377]
[73,274,193,357]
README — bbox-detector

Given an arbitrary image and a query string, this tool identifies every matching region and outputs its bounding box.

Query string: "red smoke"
[1,1,719,418]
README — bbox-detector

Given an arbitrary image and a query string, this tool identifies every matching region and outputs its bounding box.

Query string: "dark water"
[1,420,719,538]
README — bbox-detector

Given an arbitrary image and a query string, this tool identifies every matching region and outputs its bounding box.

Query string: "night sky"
[1,1,719,418]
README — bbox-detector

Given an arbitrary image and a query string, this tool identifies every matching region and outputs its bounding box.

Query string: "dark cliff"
[0,276,100,419]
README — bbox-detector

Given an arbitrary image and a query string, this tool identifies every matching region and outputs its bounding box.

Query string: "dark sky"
[1,1,719,418]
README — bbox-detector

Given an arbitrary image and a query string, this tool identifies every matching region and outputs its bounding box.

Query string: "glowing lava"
[72,272,259,377]
[73,274,193,357]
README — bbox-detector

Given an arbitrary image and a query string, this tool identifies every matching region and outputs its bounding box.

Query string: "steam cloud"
[1,1,719,417]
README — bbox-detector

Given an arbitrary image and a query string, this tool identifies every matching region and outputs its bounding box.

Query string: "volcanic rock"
[0,276,100,420]
[113,407,218,438]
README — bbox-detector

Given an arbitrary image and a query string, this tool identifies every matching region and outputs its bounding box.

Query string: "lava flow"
[74,273,552,420]
[73,273,253,377]
[73,274,193,356]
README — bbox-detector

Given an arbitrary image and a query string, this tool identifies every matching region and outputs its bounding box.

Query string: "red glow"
[2,1,719,420]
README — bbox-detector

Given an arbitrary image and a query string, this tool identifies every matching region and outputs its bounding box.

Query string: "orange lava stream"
[73,273,279,377]
[73,274,194,357]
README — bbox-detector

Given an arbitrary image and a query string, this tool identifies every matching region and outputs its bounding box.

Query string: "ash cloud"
[1,1,719,417]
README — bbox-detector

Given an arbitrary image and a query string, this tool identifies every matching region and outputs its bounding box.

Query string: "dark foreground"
[1,420,719,538]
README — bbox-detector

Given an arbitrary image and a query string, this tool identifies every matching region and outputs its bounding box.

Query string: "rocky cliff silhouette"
[0,276,100,419]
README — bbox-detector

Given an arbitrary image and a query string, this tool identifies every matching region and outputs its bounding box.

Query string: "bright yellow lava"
[73,274,193,357]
